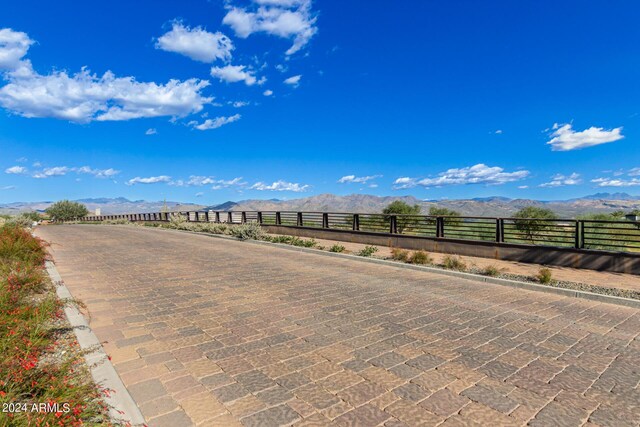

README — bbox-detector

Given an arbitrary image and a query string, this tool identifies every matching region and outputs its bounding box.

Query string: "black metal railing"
[78,210,640,254]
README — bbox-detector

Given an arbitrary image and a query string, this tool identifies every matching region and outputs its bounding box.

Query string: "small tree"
[45,200,89,221]
[512,207,556,243]
[382,201,421,233]
[428,206,462,227]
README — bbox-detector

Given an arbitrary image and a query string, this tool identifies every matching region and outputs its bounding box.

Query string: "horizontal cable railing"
[78,210,640,254]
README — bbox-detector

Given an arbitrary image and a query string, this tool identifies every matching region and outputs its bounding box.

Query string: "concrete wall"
[262,225,640,275]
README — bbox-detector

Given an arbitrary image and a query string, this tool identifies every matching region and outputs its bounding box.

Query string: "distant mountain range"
[0,198,204,215]
[2,193,639,218]
[206,192,640,218]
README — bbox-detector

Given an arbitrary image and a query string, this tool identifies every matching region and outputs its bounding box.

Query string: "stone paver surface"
[36,225,640,427]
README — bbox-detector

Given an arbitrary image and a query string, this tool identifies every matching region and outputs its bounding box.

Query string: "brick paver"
[36,225,640,426]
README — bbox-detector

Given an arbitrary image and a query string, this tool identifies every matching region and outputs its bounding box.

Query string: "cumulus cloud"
[232,101,249,108]
[0,28,33,71]
[546,123,624,151]
[539,172,581,188]
[284,74,301,86]
[263,89,273,96]
[0,28,212,123]
[156,22,233,63]
[393,164,529,189]
[126,176,172,185]
[189,114,241,130]
[33,166,70,178]
[211,177,246,190]
[210,64,260,86]
[628,167,640,177]
[76,166,120,178]
[223,0,318,55]
[337,174,381,184]
[250,180,309,192]
[591,177,640,187]
[145,128,157,135]
[5,165,27,174]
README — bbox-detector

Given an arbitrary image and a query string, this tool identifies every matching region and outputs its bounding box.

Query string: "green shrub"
[512,207,556,243]
[390,248,409,261]
[442,255,467,271]
[357,245,378,257]
[536,267,553,284]
[482,265,501,277]
[383,201,422,233]
[5,214,35,228]
[410,250,432,265]
[329,243,345,253]
[229,221,265,240]
[103,218,131,225]
[45,200,89,221]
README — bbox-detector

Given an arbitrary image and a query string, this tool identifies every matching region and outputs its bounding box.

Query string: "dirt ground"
[270,234,640,293]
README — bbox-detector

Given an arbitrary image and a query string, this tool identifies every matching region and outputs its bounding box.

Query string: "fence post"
[215,212,220,223]
[322,213,329,229]
[227,212,233,223]
[257,212,263,224]
[241,212,247,223]
[297,212,303,227]
[436,217,444,238]
[276,212,282,225]
[390,216,398,234]
[353,214,360,231]
[495,218,504,243]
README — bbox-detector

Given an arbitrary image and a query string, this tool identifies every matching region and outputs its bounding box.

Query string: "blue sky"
[1,0,639,204]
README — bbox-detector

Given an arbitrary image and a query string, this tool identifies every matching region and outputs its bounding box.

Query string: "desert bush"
[536,267,553,284]
[45,200,89,221]
[410,250,432,265]
[482,265,501,277]
[329,243,345,253]
[383,201,422,233]
[442,255,467,271]
[357,245,378,257]
[5,214,35,228]
[103,218,131,225]
[390,248,409,262]
[229,221,265,240]
[512,207,556,243]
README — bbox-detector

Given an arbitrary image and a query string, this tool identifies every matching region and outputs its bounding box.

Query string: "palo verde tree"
[428,206,462,227]
[382,200,422,233]
[45,200,89,221]
[512,206,556,243]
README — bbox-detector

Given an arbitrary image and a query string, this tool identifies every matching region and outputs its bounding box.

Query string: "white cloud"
[1,185,15,190]
[5,165,27,174]
[591,177,640,187]
[495,129,503,134]
[0,28,33,71]
[263,89,273,96]
[195,192,204,197]
[546,123,624,151]
[76,166,120,179]
[145,128,157,135]
[0,28,212,123]
[190,114,241,130]
[338,174,381,184]
[232,101,249,108]
[211,177,246,190]
[284,74,301,86]
[210,65,259,85]
[33,166,70,178]
[628,167,640,177]
[539,172,581,188]
[223,0,318,55]
[518,185,529,189]
[126,176,171,185]
[156,22,233,63]
[250,180,309,192]
[393,164,529,189]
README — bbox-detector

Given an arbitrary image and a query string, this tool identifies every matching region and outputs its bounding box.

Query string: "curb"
[137,225,640,310]
[45,260,147,426]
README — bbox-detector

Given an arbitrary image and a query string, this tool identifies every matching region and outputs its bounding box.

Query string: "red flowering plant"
[0,224,115,426]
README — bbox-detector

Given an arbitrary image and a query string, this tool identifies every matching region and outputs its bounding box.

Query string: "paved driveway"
[36,225,640,427]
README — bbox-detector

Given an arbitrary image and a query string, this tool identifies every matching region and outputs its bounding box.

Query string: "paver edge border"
[44,259,147,426]
[134,225,640,310]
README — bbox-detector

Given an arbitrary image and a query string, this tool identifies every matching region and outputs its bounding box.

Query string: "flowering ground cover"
[0,224,114,426]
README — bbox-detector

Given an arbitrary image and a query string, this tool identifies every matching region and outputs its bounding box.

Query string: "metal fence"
[81,211,640,253]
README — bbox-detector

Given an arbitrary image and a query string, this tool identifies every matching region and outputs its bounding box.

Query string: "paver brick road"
[36,225,640,427]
